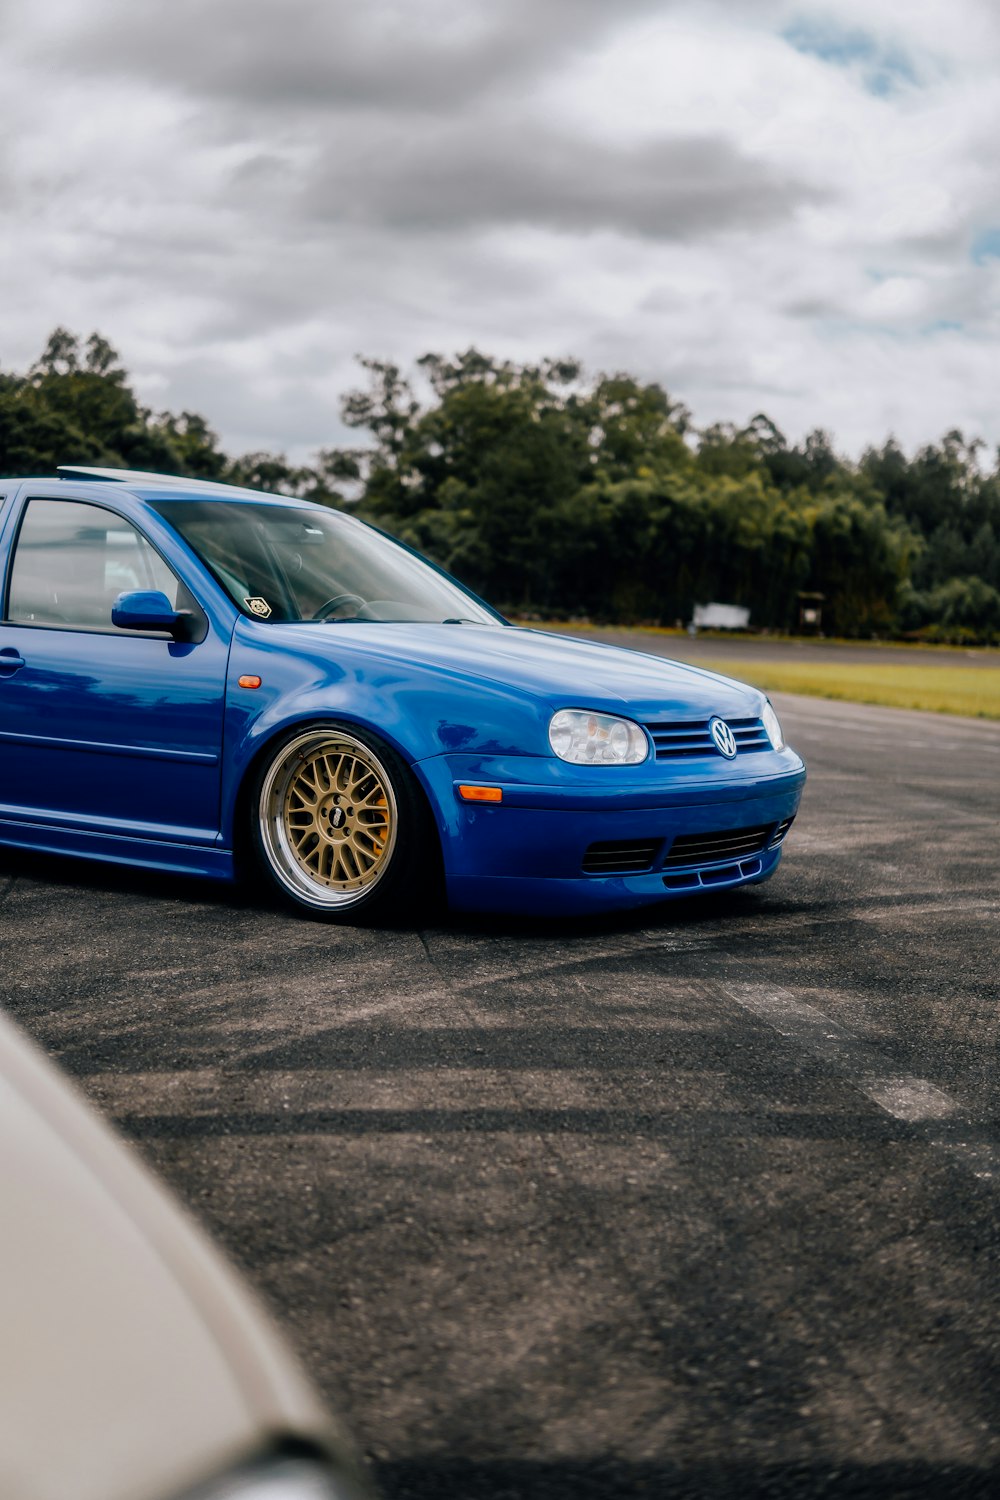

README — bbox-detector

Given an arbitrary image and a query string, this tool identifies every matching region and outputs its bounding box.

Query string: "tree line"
[3,329,999,642]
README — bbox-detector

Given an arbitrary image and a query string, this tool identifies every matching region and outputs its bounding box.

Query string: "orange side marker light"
[238,674,263,689]
[458,785,503,803]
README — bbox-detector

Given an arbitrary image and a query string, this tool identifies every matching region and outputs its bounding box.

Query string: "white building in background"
[691,602,750,631]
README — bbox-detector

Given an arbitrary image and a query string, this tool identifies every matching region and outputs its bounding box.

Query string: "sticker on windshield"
[244,596,272,618]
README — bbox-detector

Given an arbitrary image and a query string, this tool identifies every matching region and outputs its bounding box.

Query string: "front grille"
[582,839,662,874]
[664,824,772,867]
[645,716,770,759]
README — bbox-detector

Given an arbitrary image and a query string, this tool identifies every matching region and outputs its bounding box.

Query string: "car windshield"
[151,499,501,626]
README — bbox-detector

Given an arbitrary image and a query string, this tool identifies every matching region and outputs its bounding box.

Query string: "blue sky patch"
[783,19,919,95]
[971,229,1000,264]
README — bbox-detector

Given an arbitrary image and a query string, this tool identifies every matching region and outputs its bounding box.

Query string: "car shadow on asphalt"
[0,844,798,935]
[374,1456,1000,1500]
[0,846,265,912]
[436,885,796,941]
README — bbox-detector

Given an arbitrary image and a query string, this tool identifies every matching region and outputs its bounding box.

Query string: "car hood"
[264,622,762,718]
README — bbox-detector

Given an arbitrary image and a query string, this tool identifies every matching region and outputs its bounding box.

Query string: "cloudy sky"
[4,0,1000,462]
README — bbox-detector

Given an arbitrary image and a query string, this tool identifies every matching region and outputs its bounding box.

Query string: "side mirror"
[112,590,195,642]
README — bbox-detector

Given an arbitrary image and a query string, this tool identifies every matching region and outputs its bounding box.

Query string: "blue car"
[0,467,805,921]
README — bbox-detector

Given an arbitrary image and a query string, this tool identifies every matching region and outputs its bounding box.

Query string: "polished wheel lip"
[259,728,398,910]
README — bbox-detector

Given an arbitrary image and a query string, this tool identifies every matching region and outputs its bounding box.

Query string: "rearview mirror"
[112,590,195,641]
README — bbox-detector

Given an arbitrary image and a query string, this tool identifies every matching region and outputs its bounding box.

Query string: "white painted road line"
[726,984,999,1183]
[861,1075,956,1122]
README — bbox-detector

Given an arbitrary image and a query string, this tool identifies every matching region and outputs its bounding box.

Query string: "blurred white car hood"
[0,1011,345,1500]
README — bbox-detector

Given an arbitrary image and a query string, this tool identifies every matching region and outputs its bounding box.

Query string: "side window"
[6,499,188,630]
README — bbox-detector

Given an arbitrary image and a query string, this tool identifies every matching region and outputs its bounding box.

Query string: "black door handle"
[0,648,26,675]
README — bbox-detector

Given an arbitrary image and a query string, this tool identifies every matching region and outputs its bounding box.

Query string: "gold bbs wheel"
[258,728,399,911]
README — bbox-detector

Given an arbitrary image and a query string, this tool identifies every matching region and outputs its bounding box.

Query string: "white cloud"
[3,0,1000,463]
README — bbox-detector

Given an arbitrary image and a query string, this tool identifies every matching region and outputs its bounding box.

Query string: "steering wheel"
[311,592,367,621]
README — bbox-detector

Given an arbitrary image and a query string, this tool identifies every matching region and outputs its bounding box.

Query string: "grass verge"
[699,659,1000,720]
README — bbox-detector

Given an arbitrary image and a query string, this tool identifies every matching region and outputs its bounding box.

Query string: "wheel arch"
[230,712,447,893]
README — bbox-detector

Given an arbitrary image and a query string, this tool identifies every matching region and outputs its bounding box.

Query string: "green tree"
[6,330,1000,642]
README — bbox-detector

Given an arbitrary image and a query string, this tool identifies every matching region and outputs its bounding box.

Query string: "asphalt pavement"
[1,687,998,1500]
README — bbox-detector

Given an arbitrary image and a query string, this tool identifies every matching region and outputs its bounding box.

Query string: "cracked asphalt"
[1,687,998,1500]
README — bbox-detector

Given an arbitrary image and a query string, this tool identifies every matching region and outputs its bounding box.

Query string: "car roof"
[49,465,309,507]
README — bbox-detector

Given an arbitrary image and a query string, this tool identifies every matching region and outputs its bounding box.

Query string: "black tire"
[249,722,437,922]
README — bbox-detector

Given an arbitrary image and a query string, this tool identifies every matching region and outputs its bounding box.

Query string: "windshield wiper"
[316,614,485,625]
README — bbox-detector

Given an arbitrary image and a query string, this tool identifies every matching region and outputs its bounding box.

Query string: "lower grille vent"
[769,816,795,847]
[584,817,793,875]
[582,839,662,874]
[664,825,772,867]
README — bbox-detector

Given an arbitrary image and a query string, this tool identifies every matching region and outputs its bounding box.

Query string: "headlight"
[761,700,784,751]
[548,709,648,765]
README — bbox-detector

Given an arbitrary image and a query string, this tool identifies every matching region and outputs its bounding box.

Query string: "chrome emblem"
[710,717,738,759]
[244,596,272,618]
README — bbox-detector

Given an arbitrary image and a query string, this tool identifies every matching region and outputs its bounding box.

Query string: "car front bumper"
[416,749,807,916]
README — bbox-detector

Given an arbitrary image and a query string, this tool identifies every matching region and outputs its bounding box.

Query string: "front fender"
[218,623,548,848]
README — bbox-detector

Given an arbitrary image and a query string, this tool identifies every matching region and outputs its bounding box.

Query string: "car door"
[0,491,231,846]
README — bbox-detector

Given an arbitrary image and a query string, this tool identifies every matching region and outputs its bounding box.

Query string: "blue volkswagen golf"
[0,467,805,921]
